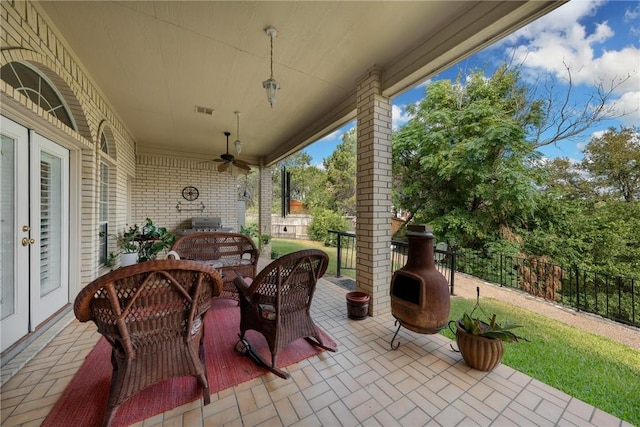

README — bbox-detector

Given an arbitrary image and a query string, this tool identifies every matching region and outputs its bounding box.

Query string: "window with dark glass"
[0,62,75,130]
[99,161,109,266]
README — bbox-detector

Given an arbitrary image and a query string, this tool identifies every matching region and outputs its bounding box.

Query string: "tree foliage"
[393,65,543,249]
[307,208,348,246]
[392,64,638,278]
[542,157,595,201]
[581,126,640,202]
[271,151,329,213]
[323,128,356,216]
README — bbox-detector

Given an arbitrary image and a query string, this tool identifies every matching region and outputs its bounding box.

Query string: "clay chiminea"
[390,224,450,334]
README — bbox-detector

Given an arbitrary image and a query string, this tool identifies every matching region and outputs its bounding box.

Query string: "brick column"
[258,164,273,256]
[355,67,392,316]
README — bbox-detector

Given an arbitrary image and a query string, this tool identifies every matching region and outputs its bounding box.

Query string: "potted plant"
[133,218,176,262]
[100,226,139,267]
[102,218,175,266]
[449,287,528,371]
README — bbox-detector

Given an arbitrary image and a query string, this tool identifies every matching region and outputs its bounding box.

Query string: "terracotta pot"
[346,291,370,320]
[452,320,504,371]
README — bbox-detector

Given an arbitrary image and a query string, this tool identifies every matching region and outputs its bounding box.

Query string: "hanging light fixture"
[262,26,280,108]
[233,111,242,154]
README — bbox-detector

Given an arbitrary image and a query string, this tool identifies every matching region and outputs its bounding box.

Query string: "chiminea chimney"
[390,224,450,334]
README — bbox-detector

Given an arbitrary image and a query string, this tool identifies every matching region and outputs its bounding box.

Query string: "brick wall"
[1,1,137,289]
[134,154,240,233]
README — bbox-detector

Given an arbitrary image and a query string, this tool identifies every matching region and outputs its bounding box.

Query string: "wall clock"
[182,186,199,201]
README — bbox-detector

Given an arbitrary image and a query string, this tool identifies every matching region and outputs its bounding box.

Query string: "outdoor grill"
[389,224,451,348]
[177,217,233,235]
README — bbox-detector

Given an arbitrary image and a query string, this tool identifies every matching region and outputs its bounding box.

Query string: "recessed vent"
[194,105,214,115]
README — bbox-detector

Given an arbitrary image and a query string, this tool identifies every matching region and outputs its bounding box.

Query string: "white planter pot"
[120,252,138,267]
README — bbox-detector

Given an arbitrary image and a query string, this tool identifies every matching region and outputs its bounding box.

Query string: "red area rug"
[43,299,336,427]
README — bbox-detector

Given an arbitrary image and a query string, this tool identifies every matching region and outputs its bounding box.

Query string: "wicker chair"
[74,260,223,427]
[233,249,336,379]
[169,232,259,301]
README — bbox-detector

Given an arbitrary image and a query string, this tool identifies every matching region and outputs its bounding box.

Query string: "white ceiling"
[36,1,563,167]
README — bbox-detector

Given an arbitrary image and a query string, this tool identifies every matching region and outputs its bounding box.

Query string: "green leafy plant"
[134,218,176,262]
[102,218,175,263]
[260,233,272,246]
[454,286,529,343]
[458,312,527,342]
[239,223,259,239]
[308,209,348,246]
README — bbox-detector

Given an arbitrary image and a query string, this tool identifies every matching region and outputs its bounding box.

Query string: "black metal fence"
[455,250,639,328]
[328,230,639,328]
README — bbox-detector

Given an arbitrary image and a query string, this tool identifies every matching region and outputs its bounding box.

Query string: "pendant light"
[262,26,280,108]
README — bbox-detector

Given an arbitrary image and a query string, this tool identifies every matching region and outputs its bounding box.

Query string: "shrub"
[308,209,348,246]
[239,223,259,239]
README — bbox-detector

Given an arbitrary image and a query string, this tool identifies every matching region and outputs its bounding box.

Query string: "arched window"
[0,61,76,130]
[100,132,109,155]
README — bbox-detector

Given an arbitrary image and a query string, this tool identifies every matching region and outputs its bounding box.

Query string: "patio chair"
[74,260,223,427]
[169,232,259,301]
[233,249,336,379]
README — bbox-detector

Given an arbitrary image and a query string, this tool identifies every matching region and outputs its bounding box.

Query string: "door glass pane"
[0,135,15,319]
[40,152,62,296]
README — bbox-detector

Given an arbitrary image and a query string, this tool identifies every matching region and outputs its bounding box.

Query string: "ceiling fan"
[214,131,251,172]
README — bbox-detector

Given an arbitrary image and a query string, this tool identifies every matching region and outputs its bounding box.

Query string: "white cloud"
[506,1,638,90]
[503,0,639,130]
[416,78,432,88]
[392,104,411,130]
[609,90,640,125]
[624,4,640,22]
[318,130,341,142]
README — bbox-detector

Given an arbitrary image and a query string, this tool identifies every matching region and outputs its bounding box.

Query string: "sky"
[303,0,639,167]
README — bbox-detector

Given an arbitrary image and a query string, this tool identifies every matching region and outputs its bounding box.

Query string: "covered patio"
[2,2,566,353]
[9,1,632,425]
[1,258,629,426]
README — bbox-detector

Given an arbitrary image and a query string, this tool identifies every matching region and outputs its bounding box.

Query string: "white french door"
[30,132,69,326]
[1,117,29,351]
[1,116,70,352]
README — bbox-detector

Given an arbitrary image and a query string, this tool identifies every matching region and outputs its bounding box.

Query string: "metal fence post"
[336,232,342,277]
[450,252,456,296]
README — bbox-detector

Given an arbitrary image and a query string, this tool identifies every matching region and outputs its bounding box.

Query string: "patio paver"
[0,258,633,427]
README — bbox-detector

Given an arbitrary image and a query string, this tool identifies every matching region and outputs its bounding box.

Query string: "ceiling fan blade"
[218,162,230,172]
[233,158,250,167]
[213,158,224,163]
[233,159,252,171]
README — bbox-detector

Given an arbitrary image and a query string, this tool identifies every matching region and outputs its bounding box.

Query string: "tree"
[581,127,640,202]
[393,61,632,253]
[542,157,595,201]
[324,127,356,216]
[393,65,543,249]
[528,62,634,149]
[272,151,329,213]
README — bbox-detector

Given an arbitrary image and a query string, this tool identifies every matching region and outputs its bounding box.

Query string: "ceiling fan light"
[263,78,280,107]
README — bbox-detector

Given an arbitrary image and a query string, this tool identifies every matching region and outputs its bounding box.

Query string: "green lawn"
[442,298,639,425]
[270,238,355,279]
[271,238,640,425]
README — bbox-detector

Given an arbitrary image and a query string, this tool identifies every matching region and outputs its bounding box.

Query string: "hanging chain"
[269,34,274,79]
